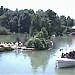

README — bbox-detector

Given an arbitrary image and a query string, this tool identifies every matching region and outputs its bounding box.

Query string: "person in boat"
[65,51,75,59]
[61,53,65,58]
[65,53,69,58]
[68,52,73,59]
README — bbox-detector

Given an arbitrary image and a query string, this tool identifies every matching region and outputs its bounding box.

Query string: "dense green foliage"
[25,28,49,50]
[25,37,48,50]
[0,6,74,35]
[34,27,49,39]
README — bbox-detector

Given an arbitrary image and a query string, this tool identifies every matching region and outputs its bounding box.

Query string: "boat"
[56,47,75,68]
[56,57,75,68]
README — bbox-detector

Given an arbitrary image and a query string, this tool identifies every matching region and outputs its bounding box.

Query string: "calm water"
[0,34,75,75]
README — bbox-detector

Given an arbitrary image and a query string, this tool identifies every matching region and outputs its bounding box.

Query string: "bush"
[25,38,35,48]
[34,31,44,38]
[34,38,44,50]
[25,28,49,50]
[41,27,49,39]
[25,37,48,50]
[34,27,49,39]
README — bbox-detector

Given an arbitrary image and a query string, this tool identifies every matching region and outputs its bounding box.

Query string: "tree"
[0,6,74,36]
[0,15,8,28]
[60,15,67,26]
[40,17,51,36]
[9,16,18,32]
[20,12,31,33]
[0,6,4,16]
[41,27,48,39]
[67,16,74,27]
[30,14,41,35]
[36,9,45,17]
[45,9,56,20]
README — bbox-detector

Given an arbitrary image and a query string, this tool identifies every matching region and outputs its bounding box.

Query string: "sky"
[0,0,75,19]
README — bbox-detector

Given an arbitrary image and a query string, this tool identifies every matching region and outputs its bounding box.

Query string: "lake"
[0,34,75,75]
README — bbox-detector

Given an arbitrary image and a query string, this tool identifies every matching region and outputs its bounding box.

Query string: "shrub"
[25,38,35,48]
[25,37,47,50]
[34,27,49,39]
[34,38,44,50]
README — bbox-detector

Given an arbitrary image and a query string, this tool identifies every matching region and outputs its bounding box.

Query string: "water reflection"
[22,50,51,74]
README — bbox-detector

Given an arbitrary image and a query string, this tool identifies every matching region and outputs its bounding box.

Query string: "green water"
[0,34,75,75]
[0,33,26,42]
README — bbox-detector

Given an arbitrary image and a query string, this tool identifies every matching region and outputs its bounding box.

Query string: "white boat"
[56,58,75,68]
[56,46,75,68]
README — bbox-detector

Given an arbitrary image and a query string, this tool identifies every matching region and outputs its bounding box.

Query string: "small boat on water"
[56,48,75,68]
[56,58,75,68]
